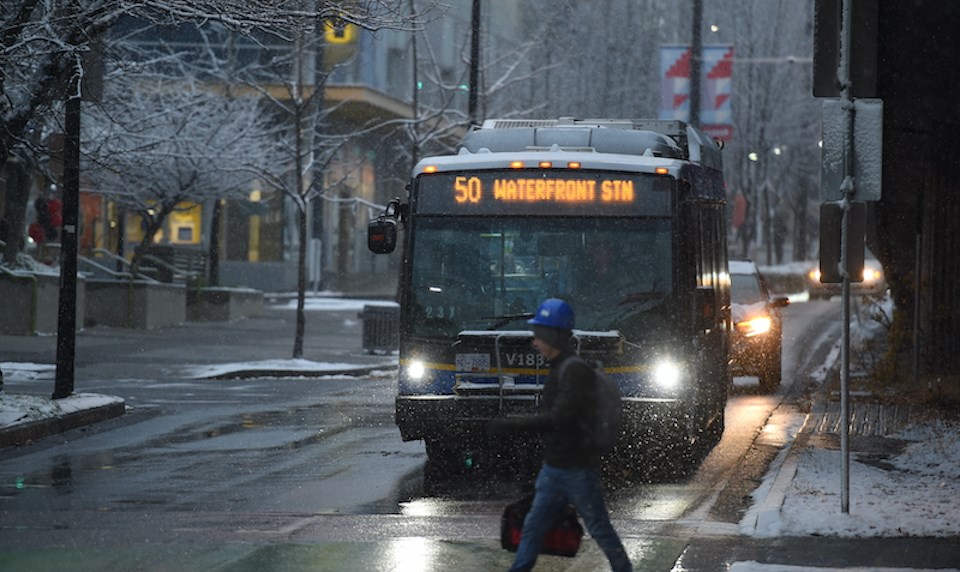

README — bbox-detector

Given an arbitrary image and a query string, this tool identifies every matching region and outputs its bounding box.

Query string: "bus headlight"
[407,360,426,381]
[653,359,682,390]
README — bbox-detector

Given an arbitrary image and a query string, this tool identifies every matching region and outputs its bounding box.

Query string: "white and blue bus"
[369,118,730,474]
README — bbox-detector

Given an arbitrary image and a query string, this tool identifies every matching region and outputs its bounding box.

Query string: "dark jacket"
[502,348,600,468]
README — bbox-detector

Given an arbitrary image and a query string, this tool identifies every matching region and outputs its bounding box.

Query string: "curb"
[202,364,398,380]
[0,400,126,450]
[747,416,809,536]
[746,337,844,536]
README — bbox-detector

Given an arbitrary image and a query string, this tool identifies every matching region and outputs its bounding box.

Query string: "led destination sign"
[460,176,636,204]
[416,170,672,216]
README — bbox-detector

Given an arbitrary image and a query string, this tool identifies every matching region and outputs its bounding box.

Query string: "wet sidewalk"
[675,534,960,571]
[682,379,960,571]
[3,298,959,570]
[0,296,399,448]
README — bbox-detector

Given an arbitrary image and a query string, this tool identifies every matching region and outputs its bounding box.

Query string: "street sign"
[820,98,883,202]
[813,0,878,97]
[819,202,865,283]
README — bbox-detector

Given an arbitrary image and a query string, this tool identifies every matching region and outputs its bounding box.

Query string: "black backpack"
[559,356,623,454]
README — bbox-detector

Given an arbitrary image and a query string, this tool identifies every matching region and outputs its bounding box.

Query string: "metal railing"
[76,256,140,281]
[90,249,159,281]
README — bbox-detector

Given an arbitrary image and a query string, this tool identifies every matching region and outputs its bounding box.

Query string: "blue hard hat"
[528,298,575,330]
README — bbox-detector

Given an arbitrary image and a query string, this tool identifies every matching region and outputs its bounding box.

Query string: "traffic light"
[324,18,357,45]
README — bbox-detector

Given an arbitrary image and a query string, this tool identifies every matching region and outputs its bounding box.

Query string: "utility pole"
[814,0,882,513]
[837,0,854,515]
[53,76,81,399]
[409,0,421,166]
[468,0,481,125]
[689,0,703,127]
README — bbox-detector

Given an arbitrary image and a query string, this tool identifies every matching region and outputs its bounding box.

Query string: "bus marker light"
[567,162,582,169]
[510,161,524,169]
[539,161,553,168]
[655,167,669,175]
[424,165,438,173]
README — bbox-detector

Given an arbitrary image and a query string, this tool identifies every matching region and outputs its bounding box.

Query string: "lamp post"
[747,145,787,266]
[468,0,481,125]
[690,0,703,127]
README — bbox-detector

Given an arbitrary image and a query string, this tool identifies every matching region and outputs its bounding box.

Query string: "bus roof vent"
[460,118,696,160]
[590,129,684,158]
[484,119,559,129]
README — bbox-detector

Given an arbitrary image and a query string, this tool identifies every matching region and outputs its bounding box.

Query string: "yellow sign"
[453,176,636,205]
[324,19,357,44]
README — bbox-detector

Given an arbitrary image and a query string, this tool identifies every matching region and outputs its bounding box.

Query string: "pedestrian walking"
[488,298,632,572]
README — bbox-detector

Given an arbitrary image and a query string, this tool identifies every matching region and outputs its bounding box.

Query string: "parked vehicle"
[729,259,789,392]
[807,256,886,300]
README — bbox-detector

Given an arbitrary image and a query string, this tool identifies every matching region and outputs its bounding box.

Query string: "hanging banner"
[659,44,734,141]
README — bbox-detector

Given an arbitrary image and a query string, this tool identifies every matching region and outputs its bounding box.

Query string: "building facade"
[12,1,530,295]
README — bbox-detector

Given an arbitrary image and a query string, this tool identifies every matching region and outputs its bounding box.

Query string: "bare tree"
[513,1,819,263]
[81,49,275,277]
[517,0,685,119]
[228,15,382,358]
[0,0,430,261]
[388,0,552,178]
[710,0,819,263]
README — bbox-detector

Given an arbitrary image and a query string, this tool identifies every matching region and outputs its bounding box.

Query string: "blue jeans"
[508,464,632,572]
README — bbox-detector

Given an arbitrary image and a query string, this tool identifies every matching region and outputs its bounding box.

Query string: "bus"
[368,118,730,474]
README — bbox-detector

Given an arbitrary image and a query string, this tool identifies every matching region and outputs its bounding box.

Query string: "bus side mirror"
[368,198,404,254]
[695,286,717,330]
[368,217,397,254]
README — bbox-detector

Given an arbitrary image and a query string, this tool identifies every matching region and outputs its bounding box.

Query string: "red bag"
[500,495,583,557]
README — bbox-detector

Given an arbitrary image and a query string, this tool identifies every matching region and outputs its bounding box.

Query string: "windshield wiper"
[617,291,664,306]
[483,312,534,330]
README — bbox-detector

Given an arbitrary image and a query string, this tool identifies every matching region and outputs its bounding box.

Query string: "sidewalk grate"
[811,401,919,437]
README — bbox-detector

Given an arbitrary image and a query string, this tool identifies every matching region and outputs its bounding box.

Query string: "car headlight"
[653,359,682,390]
[808,268,822,282]
[736,316,773,337]
[862,267,881,282]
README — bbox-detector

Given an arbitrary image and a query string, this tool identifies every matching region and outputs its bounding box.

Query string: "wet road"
[0,299,842,570]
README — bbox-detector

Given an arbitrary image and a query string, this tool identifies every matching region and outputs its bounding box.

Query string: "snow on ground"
[730,564,959,572]
[745,420,960,538]
[0,392,123,428]
[0,361,55,382]
[267,296,397,312]
[186,358,396,379]
[0,362,123,427]
[739,290,960,540]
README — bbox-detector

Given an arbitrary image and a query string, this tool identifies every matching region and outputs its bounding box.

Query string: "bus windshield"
[407,216,674,342]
